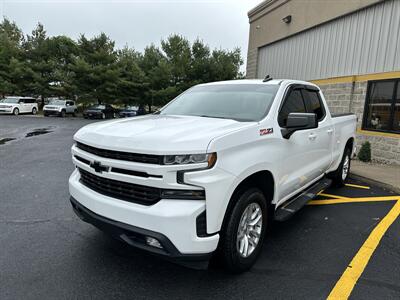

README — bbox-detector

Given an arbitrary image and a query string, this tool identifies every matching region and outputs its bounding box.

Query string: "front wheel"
[13,108,19,116]
[219,188,267,273]
[329,147,351,186]
[101,113,106,119]
[60,110,66,118]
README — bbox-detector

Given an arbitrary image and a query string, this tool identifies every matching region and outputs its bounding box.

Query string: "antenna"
[263,75,273,82]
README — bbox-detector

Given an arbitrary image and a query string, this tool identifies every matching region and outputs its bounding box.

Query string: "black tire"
[60,110,66,118]
[328,147,351,187]
[13,108,19,116]
[72,110,77,117]
[219,188,268,273]
[44,113,48,117]
[32,107,37,115]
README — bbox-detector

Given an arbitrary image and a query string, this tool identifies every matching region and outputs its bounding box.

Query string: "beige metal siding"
[256,0,400,80]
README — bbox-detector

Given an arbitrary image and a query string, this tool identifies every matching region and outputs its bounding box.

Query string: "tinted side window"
[302,89,325,121]
[19,99,25,103]
[278,89,306,127]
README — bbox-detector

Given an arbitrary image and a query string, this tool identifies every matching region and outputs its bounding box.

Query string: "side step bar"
[274,178,332,222]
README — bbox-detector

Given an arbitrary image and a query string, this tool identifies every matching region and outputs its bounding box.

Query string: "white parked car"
[43,99,77,117]
[69,79,357,272]
[0,97,38,115]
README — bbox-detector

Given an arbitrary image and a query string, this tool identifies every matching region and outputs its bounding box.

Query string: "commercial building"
[247,0,400,165]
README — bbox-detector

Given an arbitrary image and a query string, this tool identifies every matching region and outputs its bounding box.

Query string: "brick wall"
[319,81,400,165]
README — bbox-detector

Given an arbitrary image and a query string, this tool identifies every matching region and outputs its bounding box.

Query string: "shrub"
[358,141,371,162]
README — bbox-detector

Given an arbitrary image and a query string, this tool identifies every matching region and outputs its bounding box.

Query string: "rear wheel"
[13,108,19,116]
[72,110,77,117]
[219,188,267,273]
[329,147,351,186]
[32,107,37,115]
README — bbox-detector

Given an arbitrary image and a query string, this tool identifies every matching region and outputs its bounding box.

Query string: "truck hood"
[74,114,255,154]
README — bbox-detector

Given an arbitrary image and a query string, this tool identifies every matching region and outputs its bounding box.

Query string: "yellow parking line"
[345,183,370,190]
[308,196,399,205]
[318,193,351,200]
[327,199,400,299]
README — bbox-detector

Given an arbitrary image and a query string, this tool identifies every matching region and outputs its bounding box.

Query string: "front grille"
[78,168,161,205]
[76,142,162,164]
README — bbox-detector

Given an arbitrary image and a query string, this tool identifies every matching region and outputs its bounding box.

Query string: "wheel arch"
[345,137,355,156]
[220,170,275,233]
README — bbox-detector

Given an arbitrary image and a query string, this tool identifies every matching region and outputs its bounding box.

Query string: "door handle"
[327,129,333,134]
[308,133,317,140]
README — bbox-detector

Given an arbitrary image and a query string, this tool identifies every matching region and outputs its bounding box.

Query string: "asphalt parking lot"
[1,115,399,299]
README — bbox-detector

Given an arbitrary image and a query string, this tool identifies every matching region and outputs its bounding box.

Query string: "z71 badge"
[260,128,273,136]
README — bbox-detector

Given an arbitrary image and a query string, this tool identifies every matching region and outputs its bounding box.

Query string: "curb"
[349,173,400,194]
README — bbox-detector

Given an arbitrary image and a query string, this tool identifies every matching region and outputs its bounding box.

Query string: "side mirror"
[281,113,318,139]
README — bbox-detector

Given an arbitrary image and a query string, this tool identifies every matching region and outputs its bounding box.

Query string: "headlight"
[163,153,217,167]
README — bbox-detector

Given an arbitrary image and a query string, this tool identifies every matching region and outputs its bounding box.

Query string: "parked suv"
[43,99,77,117]
[0,97,38,115]
[69,79,356,272]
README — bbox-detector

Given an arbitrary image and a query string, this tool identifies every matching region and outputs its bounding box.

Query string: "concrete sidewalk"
[351,160,400,193]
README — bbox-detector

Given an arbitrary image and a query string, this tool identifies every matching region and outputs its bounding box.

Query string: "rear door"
[66,101,74,113]
[301,87,333,175]
[277,86,317,201]
[19,99,29,113]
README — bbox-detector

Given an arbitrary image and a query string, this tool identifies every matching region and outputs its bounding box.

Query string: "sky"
[0,0,264,70]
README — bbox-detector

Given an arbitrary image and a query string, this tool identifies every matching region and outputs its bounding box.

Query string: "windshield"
[1,98,19,104]
[159,84,279,122]
[49,100,66,105]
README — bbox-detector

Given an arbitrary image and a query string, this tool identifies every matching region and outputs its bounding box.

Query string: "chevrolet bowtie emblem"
[90,161,109,173]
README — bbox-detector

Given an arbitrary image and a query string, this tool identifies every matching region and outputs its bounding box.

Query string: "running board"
[274,178,332,222]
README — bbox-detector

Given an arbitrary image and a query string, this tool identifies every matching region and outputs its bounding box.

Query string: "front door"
[276,85,333,204]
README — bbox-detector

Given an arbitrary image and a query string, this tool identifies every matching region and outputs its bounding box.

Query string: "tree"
[72,33,119,104]
[46,35,79,98]
[0,18,245,108]
[189,39,211,84]
[209,48,243,81]
[0,18,24,97]
[139,45,171,111]
[116,47,147,107]
[23,23,54,105]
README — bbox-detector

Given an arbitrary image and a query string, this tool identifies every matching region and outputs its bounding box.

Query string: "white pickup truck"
[69,79,356,272]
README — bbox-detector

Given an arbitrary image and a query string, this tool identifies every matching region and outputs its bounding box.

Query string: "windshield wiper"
[199,115,230,119]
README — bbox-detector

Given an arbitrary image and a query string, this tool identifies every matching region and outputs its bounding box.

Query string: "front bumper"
[69,169,219,255]
[0,108,12,114]
[43,110,61,116]
[70,196,212,261]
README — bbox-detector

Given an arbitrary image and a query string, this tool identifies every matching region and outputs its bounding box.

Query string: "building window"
[363,79,400,134]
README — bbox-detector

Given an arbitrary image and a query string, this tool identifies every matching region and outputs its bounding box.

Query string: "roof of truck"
[197,79,317,87]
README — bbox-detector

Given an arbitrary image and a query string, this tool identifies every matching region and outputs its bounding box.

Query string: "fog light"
[145,236,163,249]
